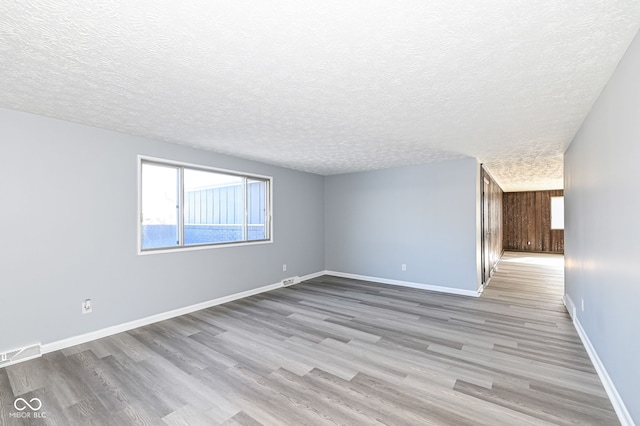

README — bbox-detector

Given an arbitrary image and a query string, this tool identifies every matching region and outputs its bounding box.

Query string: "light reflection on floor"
[500,252,564,267]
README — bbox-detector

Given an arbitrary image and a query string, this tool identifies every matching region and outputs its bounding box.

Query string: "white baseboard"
[562,294,577,320]
[563,294,633,426]
[42,271,323,354]
[296,270,326,282]
[324,271,479,298]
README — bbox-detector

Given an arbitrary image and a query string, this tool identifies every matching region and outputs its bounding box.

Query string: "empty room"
[1,1,639,425]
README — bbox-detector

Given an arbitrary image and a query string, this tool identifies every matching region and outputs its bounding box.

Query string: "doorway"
[482,177,491,285]
[480,166,503,287]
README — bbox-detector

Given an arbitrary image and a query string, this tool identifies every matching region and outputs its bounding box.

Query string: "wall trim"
[42,270,325,354]
[563,294,633,426]
[562,294,577,320]
[324,270,480,297]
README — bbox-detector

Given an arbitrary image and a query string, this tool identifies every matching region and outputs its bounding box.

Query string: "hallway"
[477,251,617,424]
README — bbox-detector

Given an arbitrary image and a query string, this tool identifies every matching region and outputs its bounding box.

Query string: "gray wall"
[564,31,640,421]
[0,107,325,353]
[325,158,481,292]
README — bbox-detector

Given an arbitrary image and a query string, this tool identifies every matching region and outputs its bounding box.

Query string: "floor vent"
[0,344,42,369]
[282,276,301,287]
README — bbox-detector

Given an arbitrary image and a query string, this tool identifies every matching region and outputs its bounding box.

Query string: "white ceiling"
[1,1,639,191]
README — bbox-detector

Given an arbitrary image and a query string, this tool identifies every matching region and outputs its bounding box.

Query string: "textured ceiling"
[1,1,639,191]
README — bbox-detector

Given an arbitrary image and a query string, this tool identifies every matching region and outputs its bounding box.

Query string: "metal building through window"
[139,157,271,252]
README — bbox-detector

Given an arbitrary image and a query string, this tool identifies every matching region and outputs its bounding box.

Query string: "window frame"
[137,155,272,255]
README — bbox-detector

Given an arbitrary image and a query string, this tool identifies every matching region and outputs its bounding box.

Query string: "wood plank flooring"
[0,252,618,425]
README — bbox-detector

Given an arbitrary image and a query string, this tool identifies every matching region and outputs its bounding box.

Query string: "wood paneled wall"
[503,190,564,253]
[481,167,503,283]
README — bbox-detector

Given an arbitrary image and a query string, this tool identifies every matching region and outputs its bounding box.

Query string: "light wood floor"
[0,252,618,425]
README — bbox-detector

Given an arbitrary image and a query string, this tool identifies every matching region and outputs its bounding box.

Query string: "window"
[139,157,271,252]
[550,196,564,230]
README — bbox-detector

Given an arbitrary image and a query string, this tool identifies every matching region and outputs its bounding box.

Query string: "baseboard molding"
[296,270,326,282]
[42,271,324,355]
[480,251,505,294]
[324,271,479,297]
[562,294,577,320]
[477,279,488,295]
[563,294,633,426]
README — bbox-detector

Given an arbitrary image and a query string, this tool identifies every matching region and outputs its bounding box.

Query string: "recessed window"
[550,196,564,230]
[139,157,271,253]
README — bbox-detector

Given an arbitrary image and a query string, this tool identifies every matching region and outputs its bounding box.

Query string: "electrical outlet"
[282,264,287,272]
[82,299,92,314]
[401,264,407,271]
[581,298,585,312]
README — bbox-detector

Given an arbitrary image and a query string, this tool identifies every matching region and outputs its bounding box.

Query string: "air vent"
[282,276,301,287]
[0,344,42,368]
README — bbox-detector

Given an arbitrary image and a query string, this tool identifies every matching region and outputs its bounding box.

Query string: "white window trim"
[137,155,273,255]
